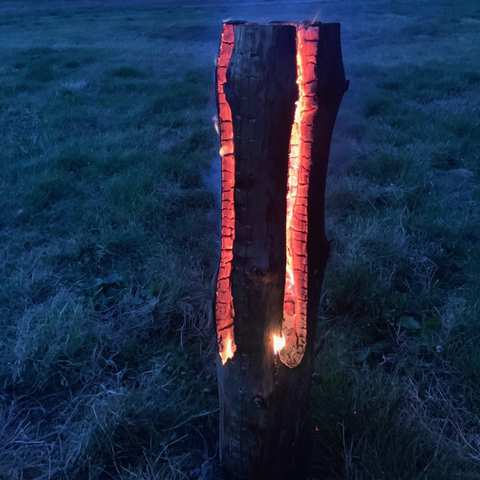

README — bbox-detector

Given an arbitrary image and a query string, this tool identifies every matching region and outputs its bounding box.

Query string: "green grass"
[1,0,480,479]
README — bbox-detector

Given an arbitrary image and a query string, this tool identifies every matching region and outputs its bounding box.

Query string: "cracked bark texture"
[216,24,236,364]
[215,22,348,480]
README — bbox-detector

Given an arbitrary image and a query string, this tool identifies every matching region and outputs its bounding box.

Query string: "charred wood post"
[214,21,348,480]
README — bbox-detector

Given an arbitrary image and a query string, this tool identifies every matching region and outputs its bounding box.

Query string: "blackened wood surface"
[215,22,348,480]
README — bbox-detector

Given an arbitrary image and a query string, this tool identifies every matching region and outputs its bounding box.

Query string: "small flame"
[220,337,235,365]
[213,115,220,135]
[273,334,286,355]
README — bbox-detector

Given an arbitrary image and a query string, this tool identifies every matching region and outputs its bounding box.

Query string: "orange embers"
[280,24,319,368]
[215,24,236,365]
[216,22,319,368]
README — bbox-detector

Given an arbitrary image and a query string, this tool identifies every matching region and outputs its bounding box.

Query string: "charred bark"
[214,22,348,480]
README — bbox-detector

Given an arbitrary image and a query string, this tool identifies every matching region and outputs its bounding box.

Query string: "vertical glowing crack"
[216,24,236,365]
[280,24,319,368]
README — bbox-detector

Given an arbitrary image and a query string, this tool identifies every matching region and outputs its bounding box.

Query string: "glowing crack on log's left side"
[216,24,236,365]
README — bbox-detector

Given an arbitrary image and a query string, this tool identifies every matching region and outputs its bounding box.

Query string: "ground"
[0,0,479,479]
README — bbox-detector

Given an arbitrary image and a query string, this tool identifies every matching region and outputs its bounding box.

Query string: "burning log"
[214,21,348,480]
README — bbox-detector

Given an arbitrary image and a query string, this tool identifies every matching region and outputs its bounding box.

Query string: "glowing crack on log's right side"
[280,24,319,369]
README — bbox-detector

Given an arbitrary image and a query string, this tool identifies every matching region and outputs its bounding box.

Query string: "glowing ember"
[215,23,236,365]
[273,334,286,355]
[280,24,319,368]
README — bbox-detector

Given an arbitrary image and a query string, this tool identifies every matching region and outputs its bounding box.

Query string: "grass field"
[1,0,479,479]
